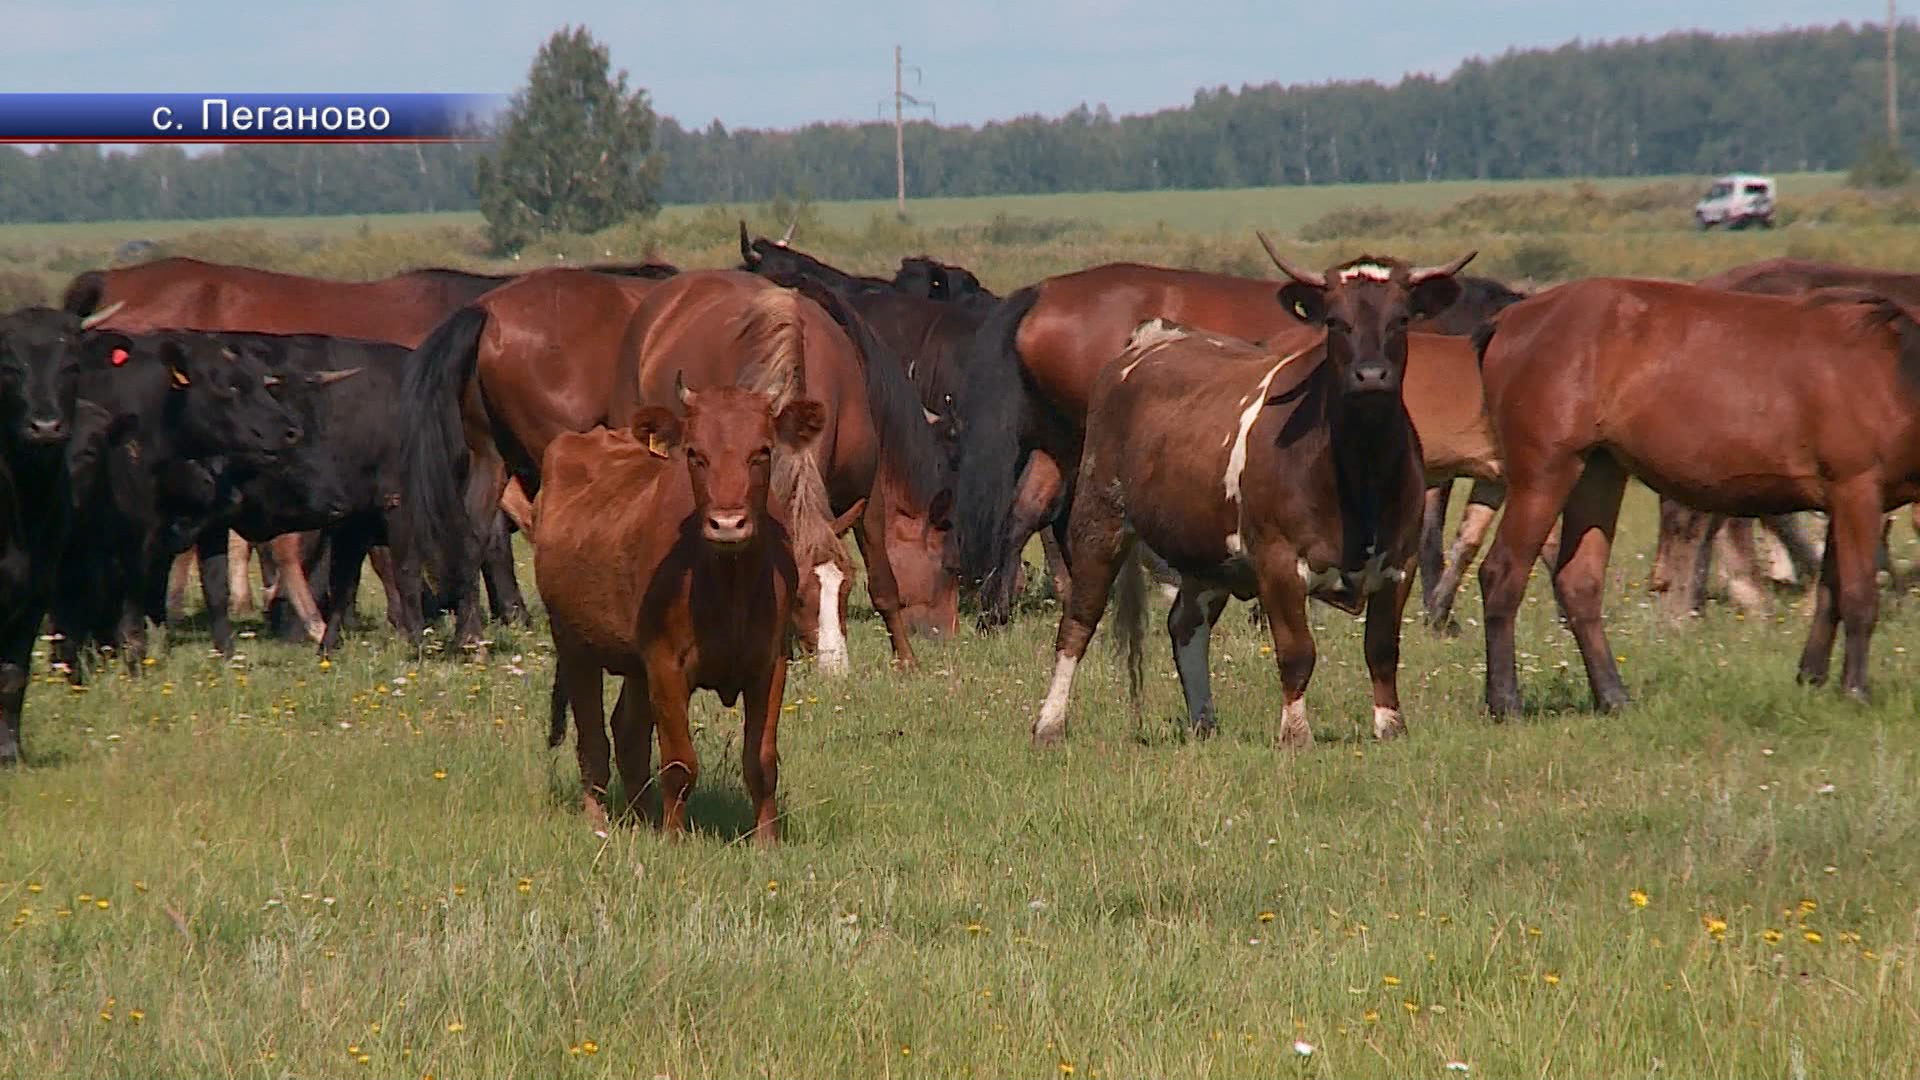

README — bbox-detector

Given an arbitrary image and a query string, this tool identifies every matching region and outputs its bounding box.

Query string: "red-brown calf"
[534,371,826,844]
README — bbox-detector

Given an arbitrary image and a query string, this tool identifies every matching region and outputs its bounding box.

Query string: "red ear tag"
[110,348,129,366]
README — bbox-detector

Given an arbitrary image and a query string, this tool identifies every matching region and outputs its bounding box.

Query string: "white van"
[1693,174,1776,230]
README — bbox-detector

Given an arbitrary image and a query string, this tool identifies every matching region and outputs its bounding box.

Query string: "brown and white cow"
[1031,243,1475,748]
[534,368,827,844]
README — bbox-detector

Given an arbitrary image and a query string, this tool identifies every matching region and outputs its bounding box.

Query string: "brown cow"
[1475,280,1920,713]
[1032,245,1475,748]
[535,374,825,843]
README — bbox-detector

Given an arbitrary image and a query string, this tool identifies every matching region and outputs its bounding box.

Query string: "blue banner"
[0,93,506,144]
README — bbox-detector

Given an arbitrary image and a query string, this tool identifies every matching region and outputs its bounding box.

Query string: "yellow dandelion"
[1702,915,1727,937]
[1798,898,1817,916]
[445,1021,465,1033]
[1630,889,1649,908]
[357,1055,370,1065]
[348,1044,362,1055]
[966,922,985,936]
[1527,925,1542,937]
[1403,1000,1420,1015]
[1803,930,1823,945]
[76,893,92,904]
[1258,911,1275,923]
[568,1045,582,1057]
[1060,1063,1076,1076]
[1863,949,1880,961]
[370,1023,381,1035]
[1363,1009,1380,1024]
[453,885,465,897]
[1543,971,1561,986]
[132,881,146,893]
[99,1009,113,1022]
[26,883,42,894]
[56,908,72,918]
[129,1009,144,1024]
[432,769,447,780]
[95,898,110,910]
[901,1045,912,1057]
[582,1040,598,1055]
[1763,927,1783,945]
[1381,974,1401,987]
[516,878,532,894]
[766,879,779,893]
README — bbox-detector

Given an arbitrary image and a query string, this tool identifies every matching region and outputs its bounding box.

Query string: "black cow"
[50,330,306,678]
[172,332,406,656]
[892,255,996,306]
[0,306,117,763]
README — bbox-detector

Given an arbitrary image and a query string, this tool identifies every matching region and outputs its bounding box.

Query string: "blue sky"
[6,0,1900,130]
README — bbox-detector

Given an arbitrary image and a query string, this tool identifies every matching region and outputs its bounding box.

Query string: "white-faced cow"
[1030,242,1476,748]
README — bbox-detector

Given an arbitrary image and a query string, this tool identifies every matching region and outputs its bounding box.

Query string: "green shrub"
[1849,140,1913,189]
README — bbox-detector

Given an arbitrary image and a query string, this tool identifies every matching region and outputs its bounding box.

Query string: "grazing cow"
[536,372,826,843]
[0,304,119,763]
[50,330,307,677]
[1475,281,1920,713]
[1031,245,1474,748]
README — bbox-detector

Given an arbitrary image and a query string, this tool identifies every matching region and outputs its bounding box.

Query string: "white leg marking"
[1373,705,1406,740]
[1226,532,1244,556]
[1034,652,1079,741]
[813,563,849,676]
[1158,583,1179,603]
[1279,695,1310,748]
[1223,346,1311,504]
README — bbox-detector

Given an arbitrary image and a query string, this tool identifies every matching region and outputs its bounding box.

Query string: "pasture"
[3,483,1917,1079]
[6,173,1920,1078]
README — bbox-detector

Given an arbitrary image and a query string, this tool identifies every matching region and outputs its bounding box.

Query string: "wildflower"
[349,1045,362,1055]
[26,883,41,894]
[1059,1063,1075,1075]
[1702,915,1727,938]
[1403,1000,1420,1015]
[766,879,778,895]
[1543,971,1561,986]
[1630,889,1649,908]
[568,1046,582,1057]
[1258,911,1275,923]
[1763,928,1783,945]
[1803,930,1823,945]
[445,1021,465,1033]
[133,880,147,893]
[1527,925,1542,938]
[433,769,447,780]
[1292,1040,1315,1056]
[1363,1010,1380,1024]
[1381,975,1401,987]
[901,1046,912,1057]
[1798,898,1817,916]
[95,898,110,910]
[129,1009,144,1023]
[1445,1063,1471,1074]
[517,878,532,894]
[357,1055,370,1065]
[966,922,984,936]
[582,1040,598,1055]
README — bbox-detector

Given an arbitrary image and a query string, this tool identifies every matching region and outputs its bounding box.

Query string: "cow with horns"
[1031,241,1476,748]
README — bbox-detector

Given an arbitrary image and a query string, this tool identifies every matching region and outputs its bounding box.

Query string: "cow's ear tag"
[110,348,129,366]
[646,433,670,459]
[169,367,190,387]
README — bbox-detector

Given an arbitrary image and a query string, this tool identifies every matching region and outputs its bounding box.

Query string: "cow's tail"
[1109,542,1148,722]
[952,285,1042,585]
[396,306,486,593]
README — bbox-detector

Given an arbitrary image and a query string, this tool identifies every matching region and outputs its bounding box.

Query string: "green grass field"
[3,481,1917,1079]
[0,171,1846,247]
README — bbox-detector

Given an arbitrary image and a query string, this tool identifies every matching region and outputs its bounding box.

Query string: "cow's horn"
[79,300,125,330]
[1254,232,1326,288]
[674,369,694,406]
[312,367,363,386]
[1408,251,1479,283]
[737,221,756,265]
[778,216,797,247]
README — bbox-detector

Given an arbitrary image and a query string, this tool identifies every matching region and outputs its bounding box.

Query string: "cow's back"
[533,427,687,666]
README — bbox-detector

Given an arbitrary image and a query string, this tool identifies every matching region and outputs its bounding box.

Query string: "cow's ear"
[630,405,681,458]
[1278,282,1327,325]
[81,331,134,369]
[160,340,192,389]
[774,398,827,450]
[1408,275,1464,321]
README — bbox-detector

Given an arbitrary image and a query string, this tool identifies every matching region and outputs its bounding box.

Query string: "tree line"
[0,22,1911,227]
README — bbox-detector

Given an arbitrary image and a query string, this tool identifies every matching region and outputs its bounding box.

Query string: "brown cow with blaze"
[534,368,826,844]
[1031,242,1475,748]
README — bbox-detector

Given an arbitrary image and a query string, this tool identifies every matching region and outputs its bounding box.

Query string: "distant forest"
[0,23,1910,225]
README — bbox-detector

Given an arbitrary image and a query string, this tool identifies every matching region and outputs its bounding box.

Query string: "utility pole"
[1890,0,1902,147]
[882,46,934,221]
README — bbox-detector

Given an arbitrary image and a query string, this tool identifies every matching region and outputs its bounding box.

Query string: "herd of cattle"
[2,221,1917,842]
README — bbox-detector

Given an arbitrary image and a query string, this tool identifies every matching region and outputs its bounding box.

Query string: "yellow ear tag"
[646,433,670,459]
[1293,301,1311,320]
[169,368,191,388]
